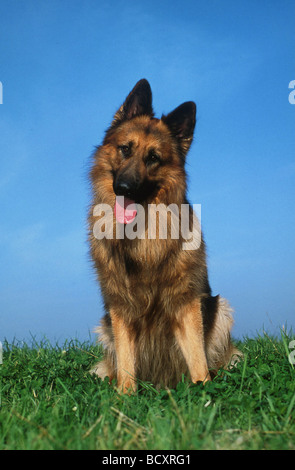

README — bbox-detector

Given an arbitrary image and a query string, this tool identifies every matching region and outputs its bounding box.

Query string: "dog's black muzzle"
[113,174,140,200]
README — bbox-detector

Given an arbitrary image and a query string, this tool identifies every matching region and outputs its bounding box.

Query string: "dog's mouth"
[114,196,137,225]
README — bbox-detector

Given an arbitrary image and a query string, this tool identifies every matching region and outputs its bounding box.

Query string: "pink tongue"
[114,196,137,224]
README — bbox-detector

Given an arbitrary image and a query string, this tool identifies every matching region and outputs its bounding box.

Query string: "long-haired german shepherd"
[88,79,240,392]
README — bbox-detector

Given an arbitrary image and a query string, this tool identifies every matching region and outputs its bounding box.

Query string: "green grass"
[0,331,294,450]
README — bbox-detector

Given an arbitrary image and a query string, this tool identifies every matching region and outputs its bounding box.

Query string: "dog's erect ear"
[162,102,196,155]
[112,79,153,126]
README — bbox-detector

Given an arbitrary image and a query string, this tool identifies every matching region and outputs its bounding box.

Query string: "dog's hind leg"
[205,297,242,375]
[90,357,114,382]
[90,315,116,383]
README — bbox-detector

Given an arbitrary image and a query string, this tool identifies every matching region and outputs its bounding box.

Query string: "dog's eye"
[146,152,161,166]
[118,145,130,158]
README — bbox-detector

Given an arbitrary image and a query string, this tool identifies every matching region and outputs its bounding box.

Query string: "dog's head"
[92,79,196,221]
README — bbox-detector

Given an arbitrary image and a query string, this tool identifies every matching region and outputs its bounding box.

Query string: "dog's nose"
[114,179,134,198]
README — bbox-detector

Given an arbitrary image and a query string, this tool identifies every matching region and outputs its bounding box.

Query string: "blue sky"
[0,0,294,343]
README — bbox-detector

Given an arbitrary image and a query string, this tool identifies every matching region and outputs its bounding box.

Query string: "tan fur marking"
[110,310,136,393]
[174,299,210,383]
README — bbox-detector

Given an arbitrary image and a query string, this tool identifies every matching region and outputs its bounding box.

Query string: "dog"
[88,79,240,392]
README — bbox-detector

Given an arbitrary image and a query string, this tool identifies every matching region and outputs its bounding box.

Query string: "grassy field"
[0,331,294,450]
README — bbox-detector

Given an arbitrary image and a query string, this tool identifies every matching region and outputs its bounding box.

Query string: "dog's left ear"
[162,102,196,155]
[112,79,154,127]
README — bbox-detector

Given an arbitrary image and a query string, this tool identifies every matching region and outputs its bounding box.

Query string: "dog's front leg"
[110,309,136,393]
[174,298,210,384]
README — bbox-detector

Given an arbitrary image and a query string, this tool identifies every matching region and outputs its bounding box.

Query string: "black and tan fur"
[88,79,240,392]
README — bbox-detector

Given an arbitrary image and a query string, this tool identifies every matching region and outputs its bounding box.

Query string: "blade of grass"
[55,377,80,418]
[238,353,248,398]
[284,393,295,428]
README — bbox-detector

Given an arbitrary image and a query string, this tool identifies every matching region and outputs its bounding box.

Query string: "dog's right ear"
[162,101,196,156]
[111,79,154,126]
